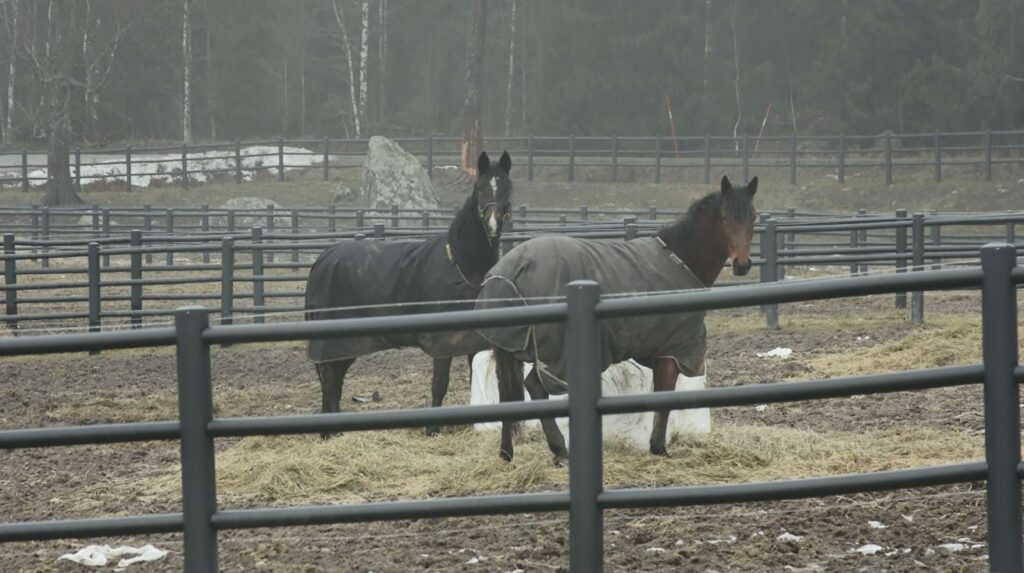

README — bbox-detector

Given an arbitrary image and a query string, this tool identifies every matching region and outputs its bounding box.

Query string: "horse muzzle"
[732,258,752,276]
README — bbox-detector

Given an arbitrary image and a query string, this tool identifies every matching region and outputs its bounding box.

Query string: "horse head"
[718,175,757,276]
[472,151,513,245]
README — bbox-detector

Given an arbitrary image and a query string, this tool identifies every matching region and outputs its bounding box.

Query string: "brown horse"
[476,175,758,463]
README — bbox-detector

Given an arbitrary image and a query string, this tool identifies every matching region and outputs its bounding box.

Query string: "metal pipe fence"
[1,129,1022,191]
[3,207,1023,333]
[0,245,1019,572]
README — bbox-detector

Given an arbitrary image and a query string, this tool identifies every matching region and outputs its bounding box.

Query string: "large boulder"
[360,136,439,211]
[214,197,290,231]
[470,351,710,450]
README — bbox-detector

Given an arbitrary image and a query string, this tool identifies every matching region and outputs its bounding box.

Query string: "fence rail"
[1,129,1023,190]
[3,206,1023,334]
[0,244,1020,572]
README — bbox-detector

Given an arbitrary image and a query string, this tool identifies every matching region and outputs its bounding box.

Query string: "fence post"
[857,209,868,275]
[251,227,265,324]
[322,137,330,181]
[391,204,399,228]
[20,148,28,192]
[422,210,430,229]
[911,213,924,324]
[625,220,638,241]
[130,230,142,328]
[221,238,234,326]
[837,133,846,183]
[235,140,243,184]
[3,233,17,333]
[518,205,527,221]
[933,132,941,183]
[741,134,750,184]
[102,208,112,268]
[265,205,276,264]
[374,223,385,240]
[559,214,568,228]
[789,132,797,185]
[227,210,236,234]
[201,205,211,264]
[41,207,50,269]
[143,205,153,264]
[884,131,893,186]
[328,204,337,234]
[568,134,576,182]
[166,209,175,266]
[1006,220,1016,246]
[87,242,101,354]
[278,138,285,182]
[654,136,662,183]
[424,134,434,179]
[985,129,993,182]
[980,243,1021,573]
[125,146,133,192]
[929,211,941,271]
[291,210,300,264]
[181,144,189,189]
[703,134,711,184]
[848,222,858,277]
[356,210,365,229]
[75,148,82,191]
[894,210,907,309]
[610,135,618,182]
[649,207,657,221]
[776,223,786,282]
[91,204,100,238]
[581,205,588,222]
[565,280,603,573]
[174,306,219,572]
[527,135,535,182]
[763,219,779,329]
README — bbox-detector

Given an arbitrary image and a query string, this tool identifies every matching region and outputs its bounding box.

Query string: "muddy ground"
[0,288,1005,572]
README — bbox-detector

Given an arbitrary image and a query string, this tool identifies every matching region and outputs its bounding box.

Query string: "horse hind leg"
[494,349,525,462]
[426,357,454,436]
[523,369,569,467]
[649,358,679,456]
[316,358,355,439]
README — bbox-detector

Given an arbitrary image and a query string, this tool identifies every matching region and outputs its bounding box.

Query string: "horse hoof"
[320,431,340,440]
[425,426,440,437]
[500,448,514,463]
[649,444,669,457]
[552,454,569,468]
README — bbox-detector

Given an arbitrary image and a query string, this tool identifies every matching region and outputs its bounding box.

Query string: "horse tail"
[493,348,525,436]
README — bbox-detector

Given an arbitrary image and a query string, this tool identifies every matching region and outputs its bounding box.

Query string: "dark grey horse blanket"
[306,235,485,363]
[476,236,707,394]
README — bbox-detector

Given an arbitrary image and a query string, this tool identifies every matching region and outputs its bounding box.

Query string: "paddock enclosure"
[2,196,1024,571]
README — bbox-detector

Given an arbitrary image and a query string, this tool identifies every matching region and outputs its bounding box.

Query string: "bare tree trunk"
[730,4,741,149]
[703,0,712,94]
[182,0,192,143]
[205,4,215,139]
[331,0,360,137]
[377,0,386,125]
[461,0,487,173]
[357,0,369,132]
[504,0,516,137]
[4,0,19,144]
[786,53,797,133]
[41,0,81,206]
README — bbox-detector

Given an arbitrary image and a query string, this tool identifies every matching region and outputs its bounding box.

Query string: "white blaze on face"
[488,212,499,236]
[490,177,498,194]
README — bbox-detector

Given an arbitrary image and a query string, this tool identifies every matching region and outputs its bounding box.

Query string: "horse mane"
[447,188,498,283]
[657,188,754,248]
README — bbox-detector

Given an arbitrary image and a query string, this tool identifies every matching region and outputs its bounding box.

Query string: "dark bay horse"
[477,175,758,463]
[306,151,513,436]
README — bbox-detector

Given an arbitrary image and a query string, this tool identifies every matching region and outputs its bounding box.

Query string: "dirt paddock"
[1,287,1017,572]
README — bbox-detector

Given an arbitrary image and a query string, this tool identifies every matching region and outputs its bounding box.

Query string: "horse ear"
[720,175,732,194]
[477,151,491,176]
[747,176,758,197]
[499,150,512,174]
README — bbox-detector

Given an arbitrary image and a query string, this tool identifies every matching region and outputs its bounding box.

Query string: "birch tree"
[504,0,516,136]
[331,0,360,136]
[357,0,369,131]
[2,0,18,144]
[182,0,192,142]
[461,0,487,173]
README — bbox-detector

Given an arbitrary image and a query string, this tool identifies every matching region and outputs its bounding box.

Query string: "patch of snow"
[59,544,167,568]
[755,404,768,413]
[968,525,979,532]
[3,145,322,189]
[703,535,737,545]
[646,547,666,553]
[884,548,912,557]
[901,514,914,523]
[868,520,888,529]
[851,544,884,556]
[939,543,968,553]
[784,565,824,572]
[674,539,684,546]
[777,532,804,542]
[756,347,793,359]
[855,335,871,341]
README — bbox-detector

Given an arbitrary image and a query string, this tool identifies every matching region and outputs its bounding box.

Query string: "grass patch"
[116,422,980,507]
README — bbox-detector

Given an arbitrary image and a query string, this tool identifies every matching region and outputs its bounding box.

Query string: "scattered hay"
[808,314,1023,378]
[120,423,980,508]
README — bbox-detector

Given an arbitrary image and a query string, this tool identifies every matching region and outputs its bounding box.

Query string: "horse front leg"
[523,369,569,466]
[426,357,453,436]
[649,358,680,456]
[317,358,355,439]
